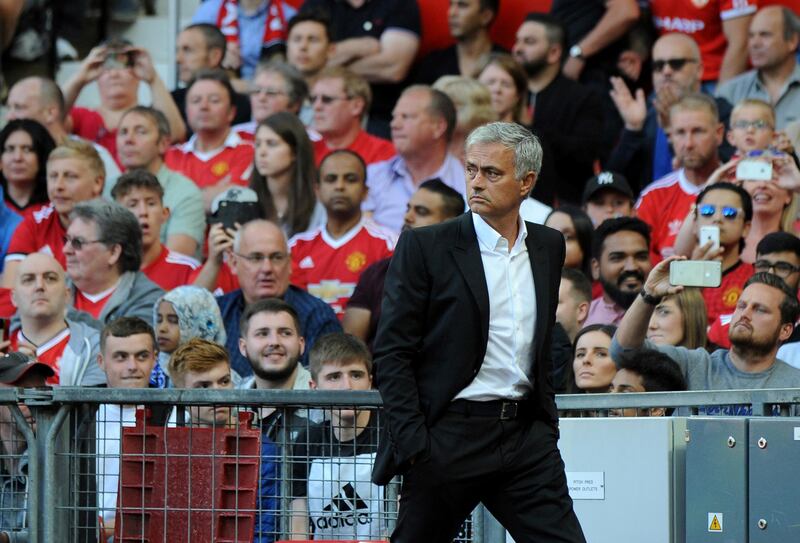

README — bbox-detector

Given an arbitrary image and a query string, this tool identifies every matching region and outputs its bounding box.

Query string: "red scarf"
[216,0,287,50]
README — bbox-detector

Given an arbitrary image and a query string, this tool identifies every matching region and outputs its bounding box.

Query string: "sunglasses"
[309,94,350,105]
[652,58,696,72]
[63,235,104,251]
[697,204,742,220]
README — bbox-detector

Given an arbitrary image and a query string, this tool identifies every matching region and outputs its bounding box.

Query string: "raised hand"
[609,76,646,131]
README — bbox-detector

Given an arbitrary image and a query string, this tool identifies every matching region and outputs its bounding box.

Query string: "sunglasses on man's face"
[697,204,742,220]
[652,58,696,73]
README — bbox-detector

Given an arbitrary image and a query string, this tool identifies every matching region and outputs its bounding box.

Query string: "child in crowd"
[150,286,228,387]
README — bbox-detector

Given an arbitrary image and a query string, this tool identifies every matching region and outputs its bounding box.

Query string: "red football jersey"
[0,288,14,319]
[313,130,396,166]
[69,107,121,166]
[651,0,757,82]
[4,203,67,268]
[702,260,754,325]
[73,286,116,319]
[141,246,200,290]
[164,132,254,189]
[10,328,70,385]
[289,219,395,317]
[636,170,705,265]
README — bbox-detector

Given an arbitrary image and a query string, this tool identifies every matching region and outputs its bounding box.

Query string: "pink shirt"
[584,296,626,327]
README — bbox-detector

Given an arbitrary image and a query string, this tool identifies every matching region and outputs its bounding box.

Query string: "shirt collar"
[472,212,527,254]
[179,130,244,154]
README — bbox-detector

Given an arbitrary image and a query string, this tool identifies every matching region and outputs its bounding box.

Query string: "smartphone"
[698,225,720,251]
[669,260,722,288]
[736,159,772,181]
[207,201,263,230]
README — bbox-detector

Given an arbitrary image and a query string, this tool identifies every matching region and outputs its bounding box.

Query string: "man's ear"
[779,321,795,343]
[209,47,224,68]
[309,379,317,390]
[591,257,600,281]
[238,337,247,358]
[577,300,590,325]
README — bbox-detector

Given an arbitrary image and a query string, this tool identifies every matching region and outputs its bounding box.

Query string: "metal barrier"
[1,387,800,543]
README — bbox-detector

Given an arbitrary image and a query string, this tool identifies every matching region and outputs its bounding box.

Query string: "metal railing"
[1,387,799,543]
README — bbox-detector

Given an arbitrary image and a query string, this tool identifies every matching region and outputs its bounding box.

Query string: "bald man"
[7,253,105,386]
[607,33,734,190]
[5,76,121,181]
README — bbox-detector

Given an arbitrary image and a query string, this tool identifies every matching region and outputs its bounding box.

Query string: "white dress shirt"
[455,213,537,401]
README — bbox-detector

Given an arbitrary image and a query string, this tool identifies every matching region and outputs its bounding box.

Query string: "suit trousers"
[391,405,586,543]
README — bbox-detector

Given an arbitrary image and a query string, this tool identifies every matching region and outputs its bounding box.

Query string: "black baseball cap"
[582,171,634,204]
[0,352,54,385]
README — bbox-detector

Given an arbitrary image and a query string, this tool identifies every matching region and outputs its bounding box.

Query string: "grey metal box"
[748,418,800,542]
[685,418,747,543]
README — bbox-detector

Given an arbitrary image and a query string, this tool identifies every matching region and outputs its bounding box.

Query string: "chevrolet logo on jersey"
[308,280,356,303]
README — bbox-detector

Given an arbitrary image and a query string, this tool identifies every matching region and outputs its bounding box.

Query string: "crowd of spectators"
[2,0,800,540]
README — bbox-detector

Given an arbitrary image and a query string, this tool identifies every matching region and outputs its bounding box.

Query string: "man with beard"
[511,13,604,204]
[289,151,395,318]
[613,264,800,399]
[585,217,653,327]
[608,33,734,189]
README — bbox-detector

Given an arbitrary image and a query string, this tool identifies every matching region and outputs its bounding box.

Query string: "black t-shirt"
[291,419,385,539]
[345,256,390,350]
[171,87,252,138]
[412,42,508,85]
[300,0,421,134]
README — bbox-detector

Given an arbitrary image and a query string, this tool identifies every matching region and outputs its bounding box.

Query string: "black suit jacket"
[372,212,565,485]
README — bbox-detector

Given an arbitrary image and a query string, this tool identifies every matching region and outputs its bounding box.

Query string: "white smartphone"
[669,260,722,288]
[736,159,772,181]
[698,225,720,251]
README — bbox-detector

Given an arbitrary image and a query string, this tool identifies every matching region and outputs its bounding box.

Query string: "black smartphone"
[207,201,264,230]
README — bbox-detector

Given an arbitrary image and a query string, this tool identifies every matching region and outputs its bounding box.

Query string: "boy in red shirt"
[112,170,199,291]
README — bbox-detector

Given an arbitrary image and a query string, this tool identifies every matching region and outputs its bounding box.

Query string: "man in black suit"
[373,122,586,542]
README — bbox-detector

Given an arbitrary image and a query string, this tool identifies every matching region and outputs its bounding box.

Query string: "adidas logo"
[316,483,371,529]
[299,256,315,269]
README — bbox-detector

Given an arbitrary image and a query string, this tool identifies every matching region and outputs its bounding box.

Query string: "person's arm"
[616,256,684,350]
[62,45,108,110]
[165,234,198,257]
[0,0,24,49]
[130,47,187,143]
[342,307,371,342]
[191,223,234,291]
[327,36,381,67]
[345,30,420,83]
[289,498,309,540]
[562,0,640,80]
[718,14,754,83]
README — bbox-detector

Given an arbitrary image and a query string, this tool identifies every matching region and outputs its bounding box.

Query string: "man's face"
[390,89,442,157]
[651,35,702,96]
[403,188,449,230]
[47,157,103,219]
[448,0,488,40]
[592,230,652,309]
[63,218,117,286]
[669,109,722,171]
[465,142,532,224]
[727,105,775,154]
[317,153,367,218]
[749,8,797,70]
[116,187,168,250]
[311,359,372,424]
[609,369,655,417]
[287,20,330,76]
[5,79,44,123]
[728,283,792,355]
[696,189,749,250]
[239,310,305,383]
[98,333,156,389]
[186,79,235,134]
[584,189,634,227]
[97,63,138,104]
[250,70,293,123]
[12,253,69,321]
[117,112,166,170]
[182,362,234,426]
[311,77,359,137]
[232,222,292,302]
[176,28,213,83]
[755,250,800,291]
[556,278,586,342]
[512,21,552,77]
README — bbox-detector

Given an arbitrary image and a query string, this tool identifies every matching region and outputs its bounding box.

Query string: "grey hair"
[465,121,543,179]
[255,61,309,110]
[70,199,142,272]
[232,219,288,254]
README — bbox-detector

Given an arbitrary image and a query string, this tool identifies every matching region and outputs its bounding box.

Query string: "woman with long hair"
[477,53,531,125]
[545,205,594,279]
[646,288,708,349]
[249,111,326,237]
[0,119,56,214]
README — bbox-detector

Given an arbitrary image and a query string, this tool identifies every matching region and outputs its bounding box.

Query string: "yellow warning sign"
[708,513,723,532]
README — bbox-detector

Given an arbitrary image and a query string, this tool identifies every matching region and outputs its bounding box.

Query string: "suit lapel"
[450,213,490,347]
[525,222,550,362]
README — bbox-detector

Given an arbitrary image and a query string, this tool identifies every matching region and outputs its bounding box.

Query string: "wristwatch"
[569,44,584,59]
[640,288,662,306]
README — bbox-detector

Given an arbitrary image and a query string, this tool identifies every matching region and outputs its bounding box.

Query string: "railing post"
[37,405,70,543]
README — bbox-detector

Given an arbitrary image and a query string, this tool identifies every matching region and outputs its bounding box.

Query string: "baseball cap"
[0,352,55,385]
[210,187,259,215]
[582,171,633,204]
